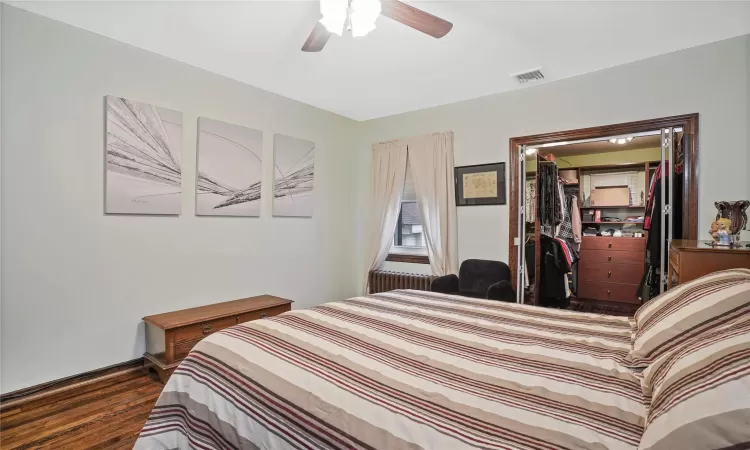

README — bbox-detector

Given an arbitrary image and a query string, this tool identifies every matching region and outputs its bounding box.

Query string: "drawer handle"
[260,313,268,319]
[608,255,612,262]
[608,243,612,248]
[608,271,611,278]
[607,290,611,296]
[202,325,212,334]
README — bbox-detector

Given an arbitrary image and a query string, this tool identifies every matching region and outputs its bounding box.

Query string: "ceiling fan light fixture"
[303,0,453,52]
[319,0,348,36]
[350,0,381,37]
[609,137,634,145]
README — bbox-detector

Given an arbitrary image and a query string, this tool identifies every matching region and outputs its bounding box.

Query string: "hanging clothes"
[525,241,535,286]
[640,132,687,300]
[525,179,536,223]
[639,170,683,301]
[644,163,664,231]
[539,235,572,309]
[570,196,582,244]
[556,237,579,297]
[556,189,575,242]
[644,140,684,231]
[639,262,660,302]
[557,178,566,224]
[645,171,683,264]
[554,237,578,268]
[538,163,562,227]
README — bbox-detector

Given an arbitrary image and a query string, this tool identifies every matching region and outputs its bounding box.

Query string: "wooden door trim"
[508,114,699,293]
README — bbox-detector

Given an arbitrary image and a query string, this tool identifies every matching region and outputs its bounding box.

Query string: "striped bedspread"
[135,290,646,450]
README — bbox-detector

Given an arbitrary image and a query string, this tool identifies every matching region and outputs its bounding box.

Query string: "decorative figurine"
[713,218,733,246]
[708,221,719,240]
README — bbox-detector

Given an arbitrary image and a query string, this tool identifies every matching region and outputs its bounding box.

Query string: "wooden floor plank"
[1,374,152,430]
[0,369,162,449]
[0,359,145,407]
[0,371,143,424]
[2,369,147,416]
[36,400,155,449]
[4,386,159,444]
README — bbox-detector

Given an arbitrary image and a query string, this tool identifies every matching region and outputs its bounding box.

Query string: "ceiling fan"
[302,0,453,52]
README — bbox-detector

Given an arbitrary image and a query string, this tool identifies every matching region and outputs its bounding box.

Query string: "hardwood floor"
[0,367,162,449]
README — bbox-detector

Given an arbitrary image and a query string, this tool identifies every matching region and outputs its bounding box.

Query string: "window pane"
[402,160,417,202]
[392,160,425,252]
[399,202,424,246]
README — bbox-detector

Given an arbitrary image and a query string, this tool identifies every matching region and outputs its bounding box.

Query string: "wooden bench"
[143,295,293,382]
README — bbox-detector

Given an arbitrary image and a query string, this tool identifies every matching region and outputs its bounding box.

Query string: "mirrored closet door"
[510,116,697,312]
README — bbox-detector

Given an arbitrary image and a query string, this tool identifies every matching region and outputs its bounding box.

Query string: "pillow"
[630,268,750,367]
[638,313,750,450]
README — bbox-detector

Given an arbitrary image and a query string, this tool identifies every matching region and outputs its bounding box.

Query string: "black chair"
[430,259,515,302]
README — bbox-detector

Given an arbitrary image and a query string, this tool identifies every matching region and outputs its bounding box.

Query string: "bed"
[135,269,750,450]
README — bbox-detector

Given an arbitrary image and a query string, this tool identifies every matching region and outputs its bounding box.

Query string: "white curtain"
[363,140,408,291]
[407,132,458,276]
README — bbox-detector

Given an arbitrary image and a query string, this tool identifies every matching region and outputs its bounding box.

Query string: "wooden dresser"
[578,236,645,304]
[668,240,750,288]
[143,295,292,382]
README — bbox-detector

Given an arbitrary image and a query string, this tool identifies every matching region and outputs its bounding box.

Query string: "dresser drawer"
[581,237,646,252]
[579,249,644,265]
[174,337,203,360]
[579,261,643,285]
[669,247,680,270]
[578,281,641,304]
[172,316,237,343]
[143,295,294,383]
[236,304,290,325]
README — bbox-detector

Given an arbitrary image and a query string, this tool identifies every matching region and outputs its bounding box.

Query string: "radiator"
[368,270,437,294]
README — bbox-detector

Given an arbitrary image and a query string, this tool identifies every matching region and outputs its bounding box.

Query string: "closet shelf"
[581,205,645,209]
[582,221,643,225]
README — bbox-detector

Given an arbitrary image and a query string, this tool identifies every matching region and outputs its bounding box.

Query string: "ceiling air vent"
[512,68,544,85]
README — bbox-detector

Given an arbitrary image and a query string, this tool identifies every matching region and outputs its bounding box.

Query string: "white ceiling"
[10,0,750,121]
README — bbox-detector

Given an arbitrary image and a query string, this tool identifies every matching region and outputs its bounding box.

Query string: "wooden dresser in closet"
[578,236,644,304]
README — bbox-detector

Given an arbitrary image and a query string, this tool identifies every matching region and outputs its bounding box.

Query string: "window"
[387,161,429,264]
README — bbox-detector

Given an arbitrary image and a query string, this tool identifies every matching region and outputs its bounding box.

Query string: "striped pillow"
[638,313,750,450]
[630,268,750,367]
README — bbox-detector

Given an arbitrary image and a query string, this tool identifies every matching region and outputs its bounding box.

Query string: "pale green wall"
[526,147,660,172]
[1,6,359,393]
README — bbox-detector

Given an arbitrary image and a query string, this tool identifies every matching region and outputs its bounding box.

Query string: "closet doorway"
[509,114,698,312]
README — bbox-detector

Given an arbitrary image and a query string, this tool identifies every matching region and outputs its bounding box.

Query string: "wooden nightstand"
[668,240,750,289]
[143,295,292,383]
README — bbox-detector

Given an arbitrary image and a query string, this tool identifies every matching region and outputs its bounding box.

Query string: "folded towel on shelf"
[622,224,645,234]
[583,227,599,235]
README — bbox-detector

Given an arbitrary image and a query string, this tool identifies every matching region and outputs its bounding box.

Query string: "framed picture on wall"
[196,117,263,217]
[455,162,506,206]
[273,134,315,217]
[105,96,183,215]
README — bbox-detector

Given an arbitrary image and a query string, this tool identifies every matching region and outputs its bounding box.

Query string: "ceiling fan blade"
[302,22,331,52]
[381,0,453,39]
